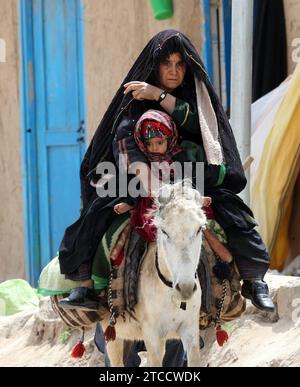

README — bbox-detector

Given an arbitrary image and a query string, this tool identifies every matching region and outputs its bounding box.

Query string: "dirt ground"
[0,274,299,367]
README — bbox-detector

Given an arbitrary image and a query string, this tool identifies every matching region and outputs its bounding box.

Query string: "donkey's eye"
[196,226,202,235]
[161,229,170,239]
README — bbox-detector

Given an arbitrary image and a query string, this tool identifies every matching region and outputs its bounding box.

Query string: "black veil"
[81,29,246,206]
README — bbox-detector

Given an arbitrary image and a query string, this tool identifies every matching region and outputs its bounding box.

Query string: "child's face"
[144,137,168,154]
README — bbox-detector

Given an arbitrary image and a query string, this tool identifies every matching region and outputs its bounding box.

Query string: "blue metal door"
[20,0,86,285]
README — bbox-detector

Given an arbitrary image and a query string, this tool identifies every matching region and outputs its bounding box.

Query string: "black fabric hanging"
[59,30,248,276]
[252,0,287,102]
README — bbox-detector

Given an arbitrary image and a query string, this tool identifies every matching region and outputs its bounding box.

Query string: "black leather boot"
[242,280,275,312]
[59,287,99,311]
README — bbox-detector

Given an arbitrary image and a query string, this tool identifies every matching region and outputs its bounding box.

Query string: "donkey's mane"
[150,182,206,226]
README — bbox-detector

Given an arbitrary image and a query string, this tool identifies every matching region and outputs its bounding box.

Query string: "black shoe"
[242,280,275,312]
[59,287,99,311]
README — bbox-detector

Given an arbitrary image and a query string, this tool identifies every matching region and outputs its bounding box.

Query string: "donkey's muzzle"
[175,281,197,300]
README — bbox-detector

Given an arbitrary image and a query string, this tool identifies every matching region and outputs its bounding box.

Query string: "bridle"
[155,250,173,289]
[155,251,198,311]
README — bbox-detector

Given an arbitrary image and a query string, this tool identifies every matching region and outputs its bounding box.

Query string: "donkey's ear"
[158,185,173,205]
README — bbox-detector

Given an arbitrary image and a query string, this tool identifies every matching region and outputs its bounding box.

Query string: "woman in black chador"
[58,30,274,316]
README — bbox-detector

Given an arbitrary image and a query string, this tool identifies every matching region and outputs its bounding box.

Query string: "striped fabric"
[50,294,108,328]
[199,238,246,329]
[50,220,245,330]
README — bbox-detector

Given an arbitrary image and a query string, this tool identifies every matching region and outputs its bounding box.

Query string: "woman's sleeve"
[174,149,227,188]
[205,163,227,187]
[112,116,148,205]
[112,116,147,168]
[171,98,199,134]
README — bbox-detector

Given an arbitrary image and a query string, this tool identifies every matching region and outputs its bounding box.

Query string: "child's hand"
[199,196,212,207]
[114,203,134,215]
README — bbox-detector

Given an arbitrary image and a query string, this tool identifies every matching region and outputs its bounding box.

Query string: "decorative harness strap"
[155,251,173,288]
[155,251,194,311]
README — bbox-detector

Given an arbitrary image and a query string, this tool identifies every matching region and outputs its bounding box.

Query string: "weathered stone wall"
[83,0,202,141]
[0,0,25,282]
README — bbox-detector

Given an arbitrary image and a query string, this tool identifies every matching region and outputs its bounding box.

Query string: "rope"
[216,279,227,326]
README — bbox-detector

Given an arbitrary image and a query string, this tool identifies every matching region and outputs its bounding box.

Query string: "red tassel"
[114,250,124,268]
[104,323,116,342]
[71,329,86,358]
[71,341,86,358]
[216,326,229,347]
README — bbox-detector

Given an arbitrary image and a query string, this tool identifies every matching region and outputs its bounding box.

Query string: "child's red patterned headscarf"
[134,110,181,162]
[132,111,182,242]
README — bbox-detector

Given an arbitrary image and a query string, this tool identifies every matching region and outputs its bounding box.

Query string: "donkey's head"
[152,181,208,301]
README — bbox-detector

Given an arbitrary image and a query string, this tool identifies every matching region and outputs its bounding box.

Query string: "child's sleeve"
[112,116,147,168]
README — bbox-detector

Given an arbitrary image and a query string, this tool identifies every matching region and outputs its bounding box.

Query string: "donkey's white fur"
[100,182,207,367]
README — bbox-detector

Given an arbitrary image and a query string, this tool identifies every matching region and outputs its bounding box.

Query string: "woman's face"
[158,52,186,92]
[144,137,168,154]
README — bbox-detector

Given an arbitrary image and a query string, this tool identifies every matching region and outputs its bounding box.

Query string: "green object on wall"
[150,0,174,20]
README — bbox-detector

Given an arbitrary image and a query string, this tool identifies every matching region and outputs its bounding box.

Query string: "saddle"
[198,238,246,329]
[50,220,245,333]
[121,225,246,328]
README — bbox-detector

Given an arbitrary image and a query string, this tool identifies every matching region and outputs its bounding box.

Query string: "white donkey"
[100,182,207,367]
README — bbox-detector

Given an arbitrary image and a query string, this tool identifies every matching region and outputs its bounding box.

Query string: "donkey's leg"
[179,325,201,367]
[144,334,165,367]
[106,338,125,367]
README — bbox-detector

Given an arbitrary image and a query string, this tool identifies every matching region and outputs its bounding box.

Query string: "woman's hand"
[123,81,162,101]
[114,202,134,215]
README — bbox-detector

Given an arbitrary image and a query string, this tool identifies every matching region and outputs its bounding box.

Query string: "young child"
[114,109,215,244]
[113,109,181,219]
